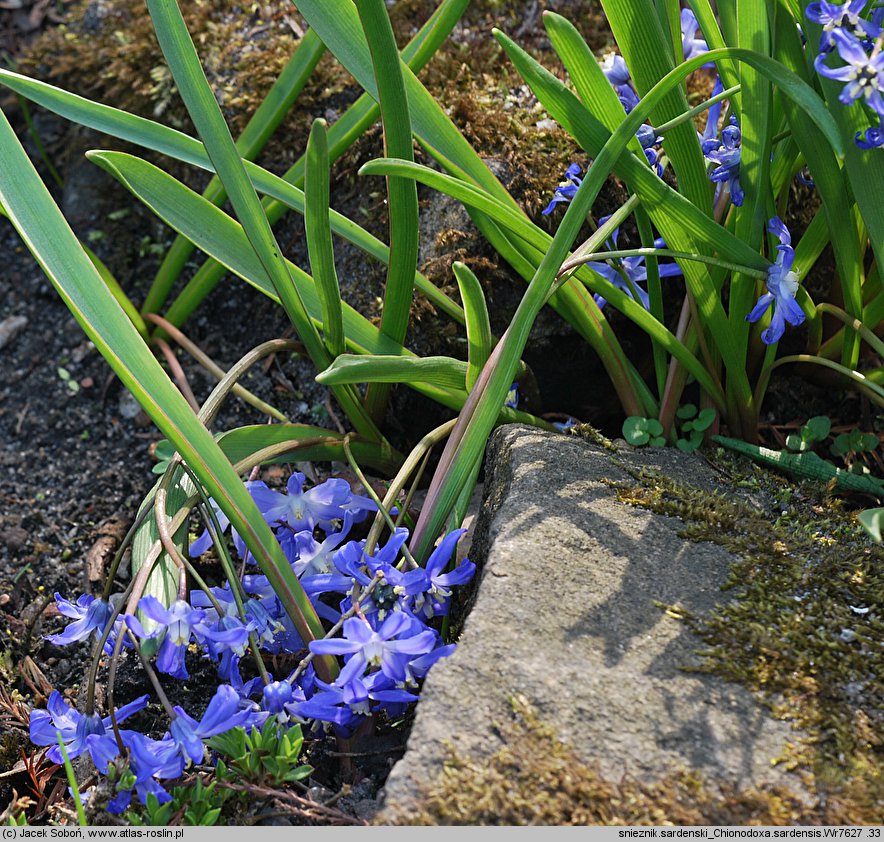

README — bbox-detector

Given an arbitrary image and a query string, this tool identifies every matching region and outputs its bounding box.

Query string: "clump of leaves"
[208,718,312,788]
[127,792,173,827]
[622,405,715,452]
[674,404,716,453]
[831,428,879,473]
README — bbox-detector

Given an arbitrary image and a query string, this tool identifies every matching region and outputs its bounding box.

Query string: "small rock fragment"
[0,315,28,351]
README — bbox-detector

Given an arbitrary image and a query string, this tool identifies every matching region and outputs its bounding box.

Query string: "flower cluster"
[808,1,884,148]
[700,78,744,206]
[31,472,476,812]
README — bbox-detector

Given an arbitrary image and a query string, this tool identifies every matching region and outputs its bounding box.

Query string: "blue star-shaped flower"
[806,1,881,54]
[746,217,806,345]
[815,28,884,119]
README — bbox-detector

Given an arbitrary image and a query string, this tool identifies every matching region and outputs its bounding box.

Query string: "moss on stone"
[607,450,883,818]
[383,695,877,825]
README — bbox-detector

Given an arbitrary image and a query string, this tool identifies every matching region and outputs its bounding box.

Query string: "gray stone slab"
[380,424,806,820]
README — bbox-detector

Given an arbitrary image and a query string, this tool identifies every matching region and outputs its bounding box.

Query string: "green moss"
[608,451,882,816]
[381,696,877,825]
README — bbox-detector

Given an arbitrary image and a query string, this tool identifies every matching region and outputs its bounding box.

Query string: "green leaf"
[295,0,516,207]
[452,261,493,391]
[131,470,191,632]
[215,423,401,475]
[145,0,383,445]
[805,415,831,441]
[676,403,698,420]
[317,354,468,390]
[356,0,420,422]
[600,0,712,215]
[623,416,651,446]
[305,118,345,359]
[858,507,884,542]
[283,765,313,783]
[693,407,716,431]
[160,0,470,331]
[144,27,326,315]
[361,158,724,408]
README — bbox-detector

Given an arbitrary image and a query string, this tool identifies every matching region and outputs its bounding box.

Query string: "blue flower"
[168,685,259,764]
[310,612,436,686]
[601,53,631,86]
[261,680,295,715]
[541,163,583,215]
[601,54,640,113]
[249,472,375,534]
[856,122,884,147]
[87,731,184,813]
[583,222,683,311]
[700,76,725,146]
[702,115,744,205]
[815,28,884,119]
[291,673,418,731]
[30,691,149,764]
[413,529,476,620]
[680,9,713,64]
[806,1,881,54]
[128,596,209,680]
[746,217,806,344]
[45,593,122,653]
[279,511,354,577]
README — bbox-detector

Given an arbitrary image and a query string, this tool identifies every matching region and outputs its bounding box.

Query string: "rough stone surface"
[380,425,807,820]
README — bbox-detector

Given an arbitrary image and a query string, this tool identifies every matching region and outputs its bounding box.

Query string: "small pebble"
[839,628,857,643]
[0,315,28,351]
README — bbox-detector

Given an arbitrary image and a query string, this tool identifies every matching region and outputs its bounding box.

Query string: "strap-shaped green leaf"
[805,30,884,270]
[144,27,326,316]
[305,119,345,359]
[215,424,401,475]
[363,156,722,405]
[87,151,542,418]
[145,0,383,444]
[601,0,712,214]
[0,69,463,327]
[162,0,470,331]
[295,0,518,208]
[317,355,468,390]
[452,262,493,391]
[356,0,420,421]
[729,0,773,363]
[773,4,863,369]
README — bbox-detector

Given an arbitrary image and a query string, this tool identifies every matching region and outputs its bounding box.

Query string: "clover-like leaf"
[859,507,883,542]
[805,415,831,441]
[623,416,651,446]
[693,408,716,432]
